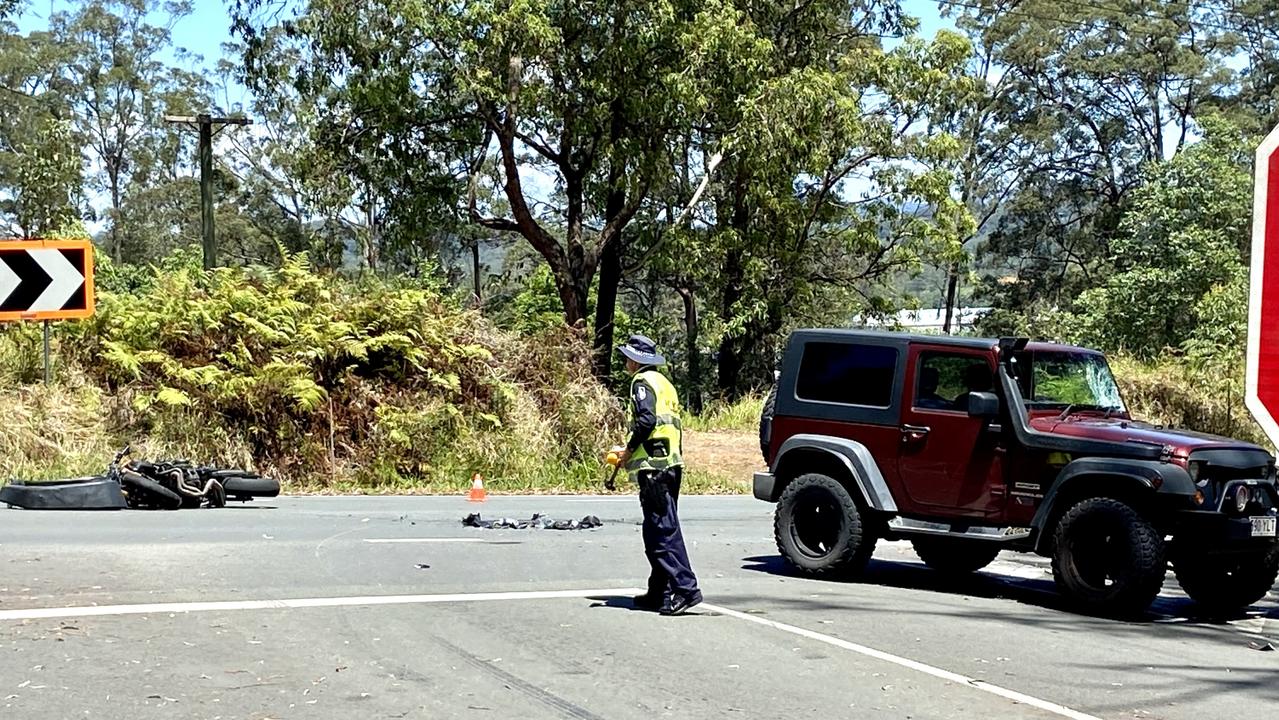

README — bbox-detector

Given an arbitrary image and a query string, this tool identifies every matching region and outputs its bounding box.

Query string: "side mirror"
[966,392,1000,419]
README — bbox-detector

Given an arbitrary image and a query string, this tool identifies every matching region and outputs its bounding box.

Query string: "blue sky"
[13,0,958,233]
[18,0,956,89]
[16,0,256,107]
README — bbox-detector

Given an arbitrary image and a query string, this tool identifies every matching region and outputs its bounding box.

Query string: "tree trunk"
[942,261,960,335]
[364,184,379,272]
[716,166,750,399]
[471,239,482,306]
[550,263,590,329]
[716,292,744,399]
[109,170,122,260]
[591,98,630,379]
[593,232,622,377]
[678,286,703,414]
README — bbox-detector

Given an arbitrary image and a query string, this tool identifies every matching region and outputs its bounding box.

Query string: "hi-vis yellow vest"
[626,369,684,479]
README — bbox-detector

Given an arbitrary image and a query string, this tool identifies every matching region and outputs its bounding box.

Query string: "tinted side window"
[795,342,897,407]
[916,352,993,412]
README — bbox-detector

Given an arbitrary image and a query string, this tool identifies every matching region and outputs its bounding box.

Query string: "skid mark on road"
[703,601,1102,720]
[432,636,605,720]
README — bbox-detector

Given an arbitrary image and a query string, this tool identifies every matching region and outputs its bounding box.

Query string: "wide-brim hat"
[618,334,666,366]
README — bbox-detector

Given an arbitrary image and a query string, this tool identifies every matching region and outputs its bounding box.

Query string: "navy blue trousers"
[638,467,699,599]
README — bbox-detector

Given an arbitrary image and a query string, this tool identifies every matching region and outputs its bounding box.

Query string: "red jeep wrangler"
[755,331,1279,616]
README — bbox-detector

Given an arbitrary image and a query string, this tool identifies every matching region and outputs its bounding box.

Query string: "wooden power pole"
[164,114,252,270]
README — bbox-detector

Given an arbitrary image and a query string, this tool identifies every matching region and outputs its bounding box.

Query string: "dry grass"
[682,429,762,493]
[1110,355,1269,448]
[0,376,113,481]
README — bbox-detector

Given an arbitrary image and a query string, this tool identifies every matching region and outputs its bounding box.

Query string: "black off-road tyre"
[1051,497,1166,617]
[774,473,877,578]
[1174,542,1279,616]
[911,537,1002,576]
[759,384,778,464]
[220,475,281,500]
[119,470,183,511]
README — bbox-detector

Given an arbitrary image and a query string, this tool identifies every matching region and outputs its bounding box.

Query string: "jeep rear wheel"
[1051,498,1166,617]
[774,473,876,578]
[911,538,1001,576]
[1174,542,1279,616]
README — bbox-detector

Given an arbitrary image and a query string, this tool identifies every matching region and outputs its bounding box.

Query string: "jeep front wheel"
[1051,497,1166,616]
[1174,543,1279,616]
[774,473,876,578]
[911,538,1001,576]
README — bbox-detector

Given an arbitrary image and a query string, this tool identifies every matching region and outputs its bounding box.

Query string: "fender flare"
[771,434,898,512]
[1030,457,1194,552]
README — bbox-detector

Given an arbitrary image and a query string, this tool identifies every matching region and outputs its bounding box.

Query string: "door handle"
[901,424,930,443]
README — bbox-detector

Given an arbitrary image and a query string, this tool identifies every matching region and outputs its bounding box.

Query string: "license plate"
[1251,516,1277,538]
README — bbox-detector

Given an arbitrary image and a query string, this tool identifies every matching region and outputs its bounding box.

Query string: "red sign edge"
[1246,124,1279,451]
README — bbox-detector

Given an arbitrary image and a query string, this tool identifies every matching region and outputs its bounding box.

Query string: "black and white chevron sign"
[0,241,94,321]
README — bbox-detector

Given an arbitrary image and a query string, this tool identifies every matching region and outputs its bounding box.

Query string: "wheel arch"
[1031,458,1192,554]
[770,434,897,513]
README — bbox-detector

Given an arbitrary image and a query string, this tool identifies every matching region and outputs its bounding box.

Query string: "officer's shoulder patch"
[634,384,647,401]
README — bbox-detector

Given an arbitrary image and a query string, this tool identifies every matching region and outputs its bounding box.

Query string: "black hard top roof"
[788,328,1101,355]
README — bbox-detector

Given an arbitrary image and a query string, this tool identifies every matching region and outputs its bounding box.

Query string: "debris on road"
[462,513,603,530]
[414,563,431,569]
[1248,640,1275,651]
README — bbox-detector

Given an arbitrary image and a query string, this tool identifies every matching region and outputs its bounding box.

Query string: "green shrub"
[687,393,765,433]
[1,251,624,491]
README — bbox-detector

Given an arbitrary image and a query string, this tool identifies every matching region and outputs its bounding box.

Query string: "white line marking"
[363,538,486,544]
[705,602,1101,720]
[0,587,645,622]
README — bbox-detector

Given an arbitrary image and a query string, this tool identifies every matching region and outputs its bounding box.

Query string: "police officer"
[616,334,702,616]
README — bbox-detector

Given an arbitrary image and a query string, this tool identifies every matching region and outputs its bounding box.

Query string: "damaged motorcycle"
[1,447,280,510]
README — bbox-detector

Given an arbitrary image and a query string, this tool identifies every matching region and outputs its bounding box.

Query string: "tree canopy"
[1,0,1275,403]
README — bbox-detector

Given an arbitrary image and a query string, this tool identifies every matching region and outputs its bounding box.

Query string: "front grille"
[1187,448,1275,514]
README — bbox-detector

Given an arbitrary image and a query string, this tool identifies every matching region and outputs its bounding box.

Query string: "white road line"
[363,538,486,544]
[0,587,645,622]
[704,602,1101,720]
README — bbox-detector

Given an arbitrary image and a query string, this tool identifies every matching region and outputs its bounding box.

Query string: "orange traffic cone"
[468,473,487,503]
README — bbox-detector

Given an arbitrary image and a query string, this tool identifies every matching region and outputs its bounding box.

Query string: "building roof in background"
[858,307,992,330]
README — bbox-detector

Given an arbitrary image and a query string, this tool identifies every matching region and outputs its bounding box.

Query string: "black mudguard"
[0,478,128,510]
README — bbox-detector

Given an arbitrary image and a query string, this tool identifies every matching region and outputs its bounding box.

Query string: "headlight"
[1234,485,1252,513]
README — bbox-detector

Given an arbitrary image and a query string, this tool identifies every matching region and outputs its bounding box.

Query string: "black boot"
[660,590,703,616]
[632,591,665,611]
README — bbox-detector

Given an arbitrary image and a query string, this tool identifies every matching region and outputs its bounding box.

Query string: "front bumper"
[753,472,777,502]
[1172,509,1279,547]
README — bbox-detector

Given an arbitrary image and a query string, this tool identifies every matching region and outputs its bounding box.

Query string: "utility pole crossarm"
[163,113,254,270]
[164,115,251,125]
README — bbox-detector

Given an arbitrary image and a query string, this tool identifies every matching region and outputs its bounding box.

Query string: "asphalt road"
[1,495,1276,720]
